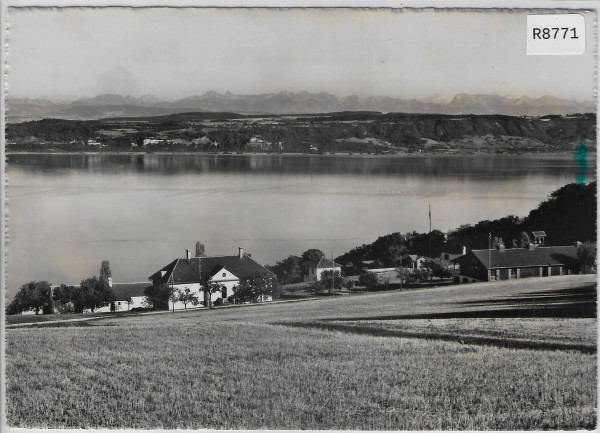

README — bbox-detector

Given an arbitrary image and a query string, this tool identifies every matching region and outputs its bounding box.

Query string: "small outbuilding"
[111,282,151,311]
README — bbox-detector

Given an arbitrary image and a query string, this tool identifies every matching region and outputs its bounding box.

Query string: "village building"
[246,136,272,151]
[110,282,150,311]
[76,280,150,313]
[440,246,467,262]
[363,267,398,284]
[452,244,580,284]
[304,256,342,283]
[407,254,427,269]
[149,247,275,309]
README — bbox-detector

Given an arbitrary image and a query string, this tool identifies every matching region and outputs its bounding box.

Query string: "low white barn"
[111,282,151,311]
[82,281,150,313]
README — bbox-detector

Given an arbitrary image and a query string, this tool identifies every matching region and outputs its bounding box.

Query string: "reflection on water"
[5,153,595,299]
[7,153,587,180]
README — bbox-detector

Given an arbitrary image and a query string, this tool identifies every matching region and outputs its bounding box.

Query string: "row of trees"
[7,261,115,315]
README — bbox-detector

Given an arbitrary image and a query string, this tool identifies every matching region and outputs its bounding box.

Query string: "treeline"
[6,261,115,315]
[335,181,596,275]
[6,119,99,141]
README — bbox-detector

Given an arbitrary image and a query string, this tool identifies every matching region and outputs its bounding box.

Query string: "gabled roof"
[149,254,275,285]
[112,282,151,300]
[532,231,547,237]
[460,246,578,269]
[316,256,342,269]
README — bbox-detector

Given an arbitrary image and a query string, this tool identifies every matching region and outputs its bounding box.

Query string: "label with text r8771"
[527,14,585,55]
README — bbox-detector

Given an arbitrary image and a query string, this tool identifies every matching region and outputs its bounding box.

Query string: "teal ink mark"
[573,140,587,184]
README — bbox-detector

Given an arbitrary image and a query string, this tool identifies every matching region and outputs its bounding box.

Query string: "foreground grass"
[6,318,596,429]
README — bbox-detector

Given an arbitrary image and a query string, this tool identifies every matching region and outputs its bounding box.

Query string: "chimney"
[186,249,191,259]
[496,243,505,252]
[462,246,467,255]
[107,277,113,288]
[238,247,243,258]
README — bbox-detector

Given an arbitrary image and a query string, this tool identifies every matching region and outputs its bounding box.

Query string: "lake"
[5,152,594,299]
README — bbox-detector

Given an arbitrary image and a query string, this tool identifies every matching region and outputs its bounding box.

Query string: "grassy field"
[5,275,597,429]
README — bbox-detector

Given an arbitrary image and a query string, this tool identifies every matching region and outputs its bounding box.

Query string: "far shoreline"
[5,150,594,157]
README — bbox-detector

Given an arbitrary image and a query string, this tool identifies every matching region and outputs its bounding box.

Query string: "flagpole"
[488,232,492,281]
[429,204,432,258]
[331,251,334,295]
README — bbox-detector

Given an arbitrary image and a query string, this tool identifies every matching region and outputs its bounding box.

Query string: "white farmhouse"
[149,248,275,309]
[304,256,342,283]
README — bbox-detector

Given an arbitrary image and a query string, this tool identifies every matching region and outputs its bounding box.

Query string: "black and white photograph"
[2,1,597,430]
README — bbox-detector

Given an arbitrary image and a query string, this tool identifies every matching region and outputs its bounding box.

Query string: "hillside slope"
[5,112,596,154]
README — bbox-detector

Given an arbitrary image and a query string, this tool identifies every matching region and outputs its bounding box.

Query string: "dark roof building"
[149,247,274,286]
[314,256,341,269]
[111,282,150,300]
[453,245,579,283]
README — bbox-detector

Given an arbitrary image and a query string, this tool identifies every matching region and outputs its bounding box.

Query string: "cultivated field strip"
[85,274,597,327]
[5,275,596,429]
[277,319,596,354]
[5,318,596,429]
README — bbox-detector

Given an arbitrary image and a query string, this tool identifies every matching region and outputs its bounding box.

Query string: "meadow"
[5,275,597,430]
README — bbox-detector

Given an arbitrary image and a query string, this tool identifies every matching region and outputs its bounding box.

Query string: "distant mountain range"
[6,91,595,121]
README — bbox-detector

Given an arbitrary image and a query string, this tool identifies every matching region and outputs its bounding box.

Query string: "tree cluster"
[336,231,446,275]
[6,281,53,315]
[230,274,279,303]
[308,270,344,295]
[267,248,326,285]
[7,261,116,315]
[52,277,115,313]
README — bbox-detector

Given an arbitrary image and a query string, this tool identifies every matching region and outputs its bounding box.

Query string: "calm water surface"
[6,153,594,298]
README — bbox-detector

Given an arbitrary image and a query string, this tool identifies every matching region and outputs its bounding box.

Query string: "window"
[222,272,227,277]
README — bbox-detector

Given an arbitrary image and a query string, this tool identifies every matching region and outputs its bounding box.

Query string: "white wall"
[315,266,342,282]
[168,283,204,310]
[209,267,240,299]
[167,275,240,310]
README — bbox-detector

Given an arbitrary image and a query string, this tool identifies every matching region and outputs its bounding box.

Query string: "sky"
[5,7,596,101]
